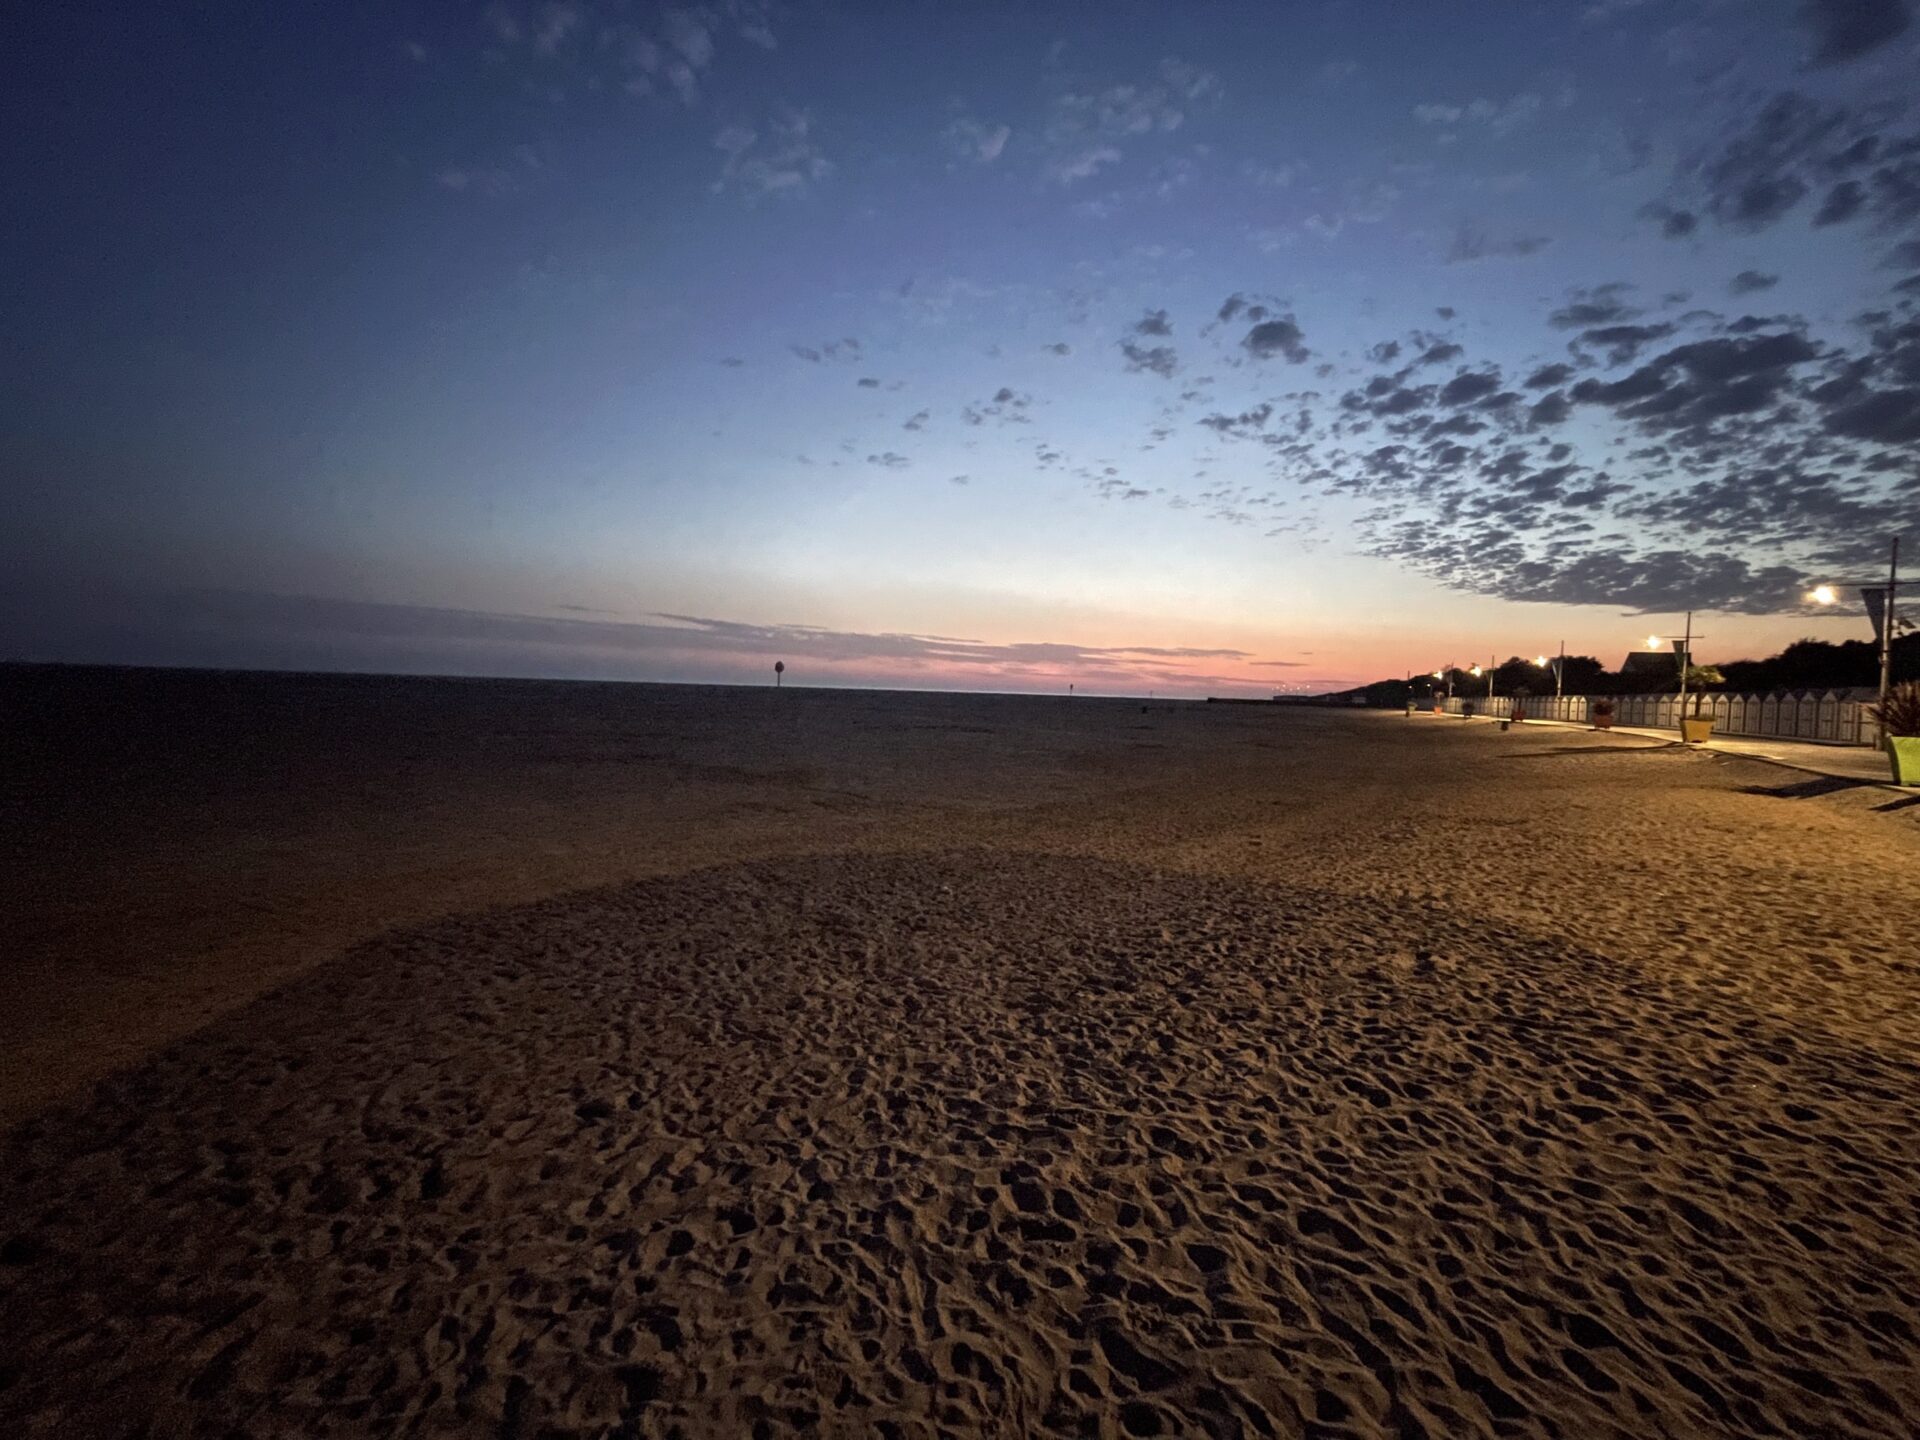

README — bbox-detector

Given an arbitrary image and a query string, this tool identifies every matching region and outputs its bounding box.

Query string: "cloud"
[791,337,860,363]
[902,410,929,431]
[1658,90,1920,239]
[1527,390,1573,426]
[433,145,541,197]
[1581,322,1676,364]
[1414,90,1564,138]
[1446,229,1553,264]
[1197,403,1274,438]
[866,452,910,469]
[711,110,831,199]
[1134,308,1173,336]
[961,387,1031,424]
[1438,370,1502,406]
[479,0,777,106]
[1043,342,1072,355]
[1120,338,1178,377]
[1299,180,1399,240]
[1046,146,1123,185]
[1814,179,1868,225]
[1729,269,1780,294]
[47,589,1290,691]
[1549,283,1639,328]
[1800,0,1911,64]
[1242,317,1309,362]
[1039,57,1220,186]
[1639,202,1699,238]
[945,116,1012,165]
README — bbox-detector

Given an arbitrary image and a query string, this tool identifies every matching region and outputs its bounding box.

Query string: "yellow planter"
[1681,716,1714,744]
[1889,736,1920,785]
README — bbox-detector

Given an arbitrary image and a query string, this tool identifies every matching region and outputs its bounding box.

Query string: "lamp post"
[1810,535,1902,726]
[1644,615,1705,735]
[1531,649,1565,699]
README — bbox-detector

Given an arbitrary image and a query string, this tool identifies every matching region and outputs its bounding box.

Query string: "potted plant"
[1870,680,1920,785]
[1680,665,1724,744]
[1591,698,1615,731]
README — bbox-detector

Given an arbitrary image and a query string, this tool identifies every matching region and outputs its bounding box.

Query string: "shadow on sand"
[1737,775,1877,800]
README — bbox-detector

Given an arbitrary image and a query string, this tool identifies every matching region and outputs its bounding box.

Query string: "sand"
[4,667,1920,1437]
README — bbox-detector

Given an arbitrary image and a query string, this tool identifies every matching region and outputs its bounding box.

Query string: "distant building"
[1619,648,1688,686]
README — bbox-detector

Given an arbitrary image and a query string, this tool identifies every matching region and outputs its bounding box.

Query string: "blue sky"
[5,0,1918,693]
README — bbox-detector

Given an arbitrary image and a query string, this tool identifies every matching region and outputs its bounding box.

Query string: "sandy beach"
[4,666,1919,1437]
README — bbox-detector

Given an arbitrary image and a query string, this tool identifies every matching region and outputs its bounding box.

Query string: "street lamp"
[1645,613,1705,735]
[1806,537,1902,723]
[1529,641,1567,698]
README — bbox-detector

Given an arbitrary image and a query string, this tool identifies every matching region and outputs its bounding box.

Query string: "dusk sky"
[6,0,1918,694]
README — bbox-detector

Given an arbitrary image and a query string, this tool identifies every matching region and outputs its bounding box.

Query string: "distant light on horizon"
[1810,585,1837,605]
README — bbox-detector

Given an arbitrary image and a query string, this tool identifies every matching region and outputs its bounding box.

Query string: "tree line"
[1319,633,1919,708]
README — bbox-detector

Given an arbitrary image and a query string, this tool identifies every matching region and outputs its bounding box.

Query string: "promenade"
[1437,710,1906,787]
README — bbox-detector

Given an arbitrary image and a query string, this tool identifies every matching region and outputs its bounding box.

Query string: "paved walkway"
[1482,713,1906,786]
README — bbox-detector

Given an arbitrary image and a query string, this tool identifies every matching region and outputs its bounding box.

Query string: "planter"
[1592,712,1614,731]
[1888,735,1920,785]
[1680,716,1715,744]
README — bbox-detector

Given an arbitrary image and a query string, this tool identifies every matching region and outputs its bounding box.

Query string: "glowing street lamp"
[1644,614,1706,734]
[1805,537,1902,721]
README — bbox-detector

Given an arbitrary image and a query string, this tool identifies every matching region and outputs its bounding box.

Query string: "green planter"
[1888,736,1920,785]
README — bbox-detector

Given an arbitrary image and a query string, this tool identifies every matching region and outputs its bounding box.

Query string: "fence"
[1435,690,1881,747]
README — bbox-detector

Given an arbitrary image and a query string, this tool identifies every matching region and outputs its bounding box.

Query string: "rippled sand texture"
[5,851,1919,1438]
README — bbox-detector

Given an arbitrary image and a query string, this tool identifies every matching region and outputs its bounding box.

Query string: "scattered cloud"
[945,116,1012,165]
[1799,0,1911,65]
[1120,337,1178,377]
[791,337,861,363]
[1446,228,1553,263]
[712,110,831,199]
[1243,317,1309,362]
[1040,56,1220,185]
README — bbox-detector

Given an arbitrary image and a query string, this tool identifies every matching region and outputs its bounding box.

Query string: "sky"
[4,0,1918,696]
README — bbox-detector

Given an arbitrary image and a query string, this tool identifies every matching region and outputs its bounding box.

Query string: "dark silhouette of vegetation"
[1319,633,1916,708]
[1872,681,1920,737]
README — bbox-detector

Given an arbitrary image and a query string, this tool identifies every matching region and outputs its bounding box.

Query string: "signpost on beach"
[774,660,785,688]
